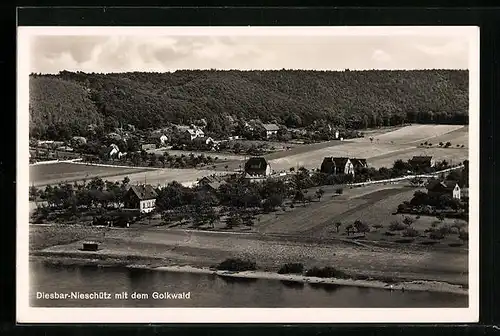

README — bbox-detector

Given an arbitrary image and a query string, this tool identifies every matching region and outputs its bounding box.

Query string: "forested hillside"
[29,69,469,139]
[29,77,104,139]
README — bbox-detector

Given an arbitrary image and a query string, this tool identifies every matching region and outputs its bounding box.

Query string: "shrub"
[429,230,446,240]
[278,263,305,274]
[335,188,344,194]
[305,266,349,279]
[354,220,370,233]
[402,216,414,226]
[459,230,469,242]
[389,220,406,231]
[438,225,453,235]
[217,258,257,272]
[402,227,419,237]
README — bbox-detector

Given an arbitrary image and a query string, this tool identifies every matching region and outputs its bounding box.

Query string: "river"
[30,262,467,308]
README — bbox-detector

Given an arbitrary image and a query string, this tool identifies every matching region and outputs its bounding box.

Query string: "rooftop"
[128,184,158,200]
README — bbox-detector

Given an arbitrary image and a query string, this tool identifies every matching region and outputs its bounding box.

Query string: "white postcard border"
[17,26,480,324]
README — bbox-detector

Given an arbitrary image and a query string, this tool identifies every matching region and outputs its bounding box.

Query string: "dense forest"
[29,69,469,140]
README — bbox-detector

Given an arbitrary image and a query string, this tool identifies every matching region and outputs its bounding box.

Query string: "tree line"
[30,69,468,140]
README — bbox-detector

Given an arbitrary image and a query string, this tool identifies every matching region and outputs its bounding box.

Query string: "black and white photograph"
[17,26,479,323]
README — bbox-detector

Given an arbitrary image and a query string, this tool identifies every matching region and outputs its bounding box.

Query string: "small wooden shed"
[82,241,100,251]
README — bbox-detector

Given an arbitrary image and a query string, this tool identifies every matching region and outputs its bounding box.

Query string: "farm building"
[320,157,355,175]
[149,133,168,146]
[350,158,368,170]
[198,175,226,186]
[426,180,462,200]
[124,184,158,213]
[177,125,205,141]
[198,175,227,192]
[192,136,217,150]
[244,157,272,178]
[262,124,280,138]
[409,156,435,170]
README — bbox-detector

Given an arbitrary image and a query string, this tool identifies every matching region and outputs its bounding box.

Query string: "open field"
[268,143,413,171]
[268,125,468,171]
[349,124,465,145]
[369,147,468,169]
[30,162,227,188]
[30,163,149,187]
[100,168,230,187]
[254,186,413,236]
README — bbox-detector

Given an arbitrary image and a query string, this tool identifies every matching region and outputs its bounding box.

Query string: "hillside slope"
[29,69,469,139]
[29,77,103,139]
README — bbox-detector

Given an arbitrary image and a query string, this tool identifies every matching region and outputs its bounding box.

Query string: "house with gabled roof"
[350,158,368,170]
[198,175,227,192]
[244,157,272,178]
[426,179,462,200]
[320,157,355,175]
[262,124,280,138]
[124,184,158,213]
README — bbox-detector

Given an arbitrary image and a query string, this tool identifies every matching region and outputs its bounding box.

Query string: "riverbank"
[29,225,469,296]
[30,255,467,296]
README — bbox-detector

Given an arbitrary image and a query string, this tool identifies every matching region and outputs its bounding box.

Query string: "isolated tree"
[354,220,370,235]
[345,224,354,236]
[402,216,414,227]
[29,186,39,202]
[334,222,342,233]
[316,188,325,201]
[159,155,166,167]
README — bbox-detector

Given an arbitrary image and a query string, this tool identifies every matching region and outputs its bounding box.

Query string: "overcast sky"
[30,34,470,74]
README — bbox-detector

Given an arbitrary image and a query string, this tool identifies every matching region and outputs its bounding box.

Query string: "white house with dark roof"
[244,157,272,178]
[262,124,280,138]
[124,184,158,213]
[320,157,355,175]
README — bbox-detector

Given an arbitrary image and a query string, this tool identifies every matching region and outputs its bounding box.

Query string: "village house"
[107,144,120,159]
[192,136,217,150]
[320,157,355,175]
[124,184,158,213]
[262,124,280,139]
[244,157,272,178]
[409,156,435,170]
[350,158,368,170]
[426,180,462,200]
[149,133,169,147]
[197,175,227,192]
[175,125,206,141]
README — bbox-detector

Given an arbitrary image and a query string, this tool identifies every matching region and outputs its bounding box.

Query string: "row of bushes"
[216,259,349,279]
